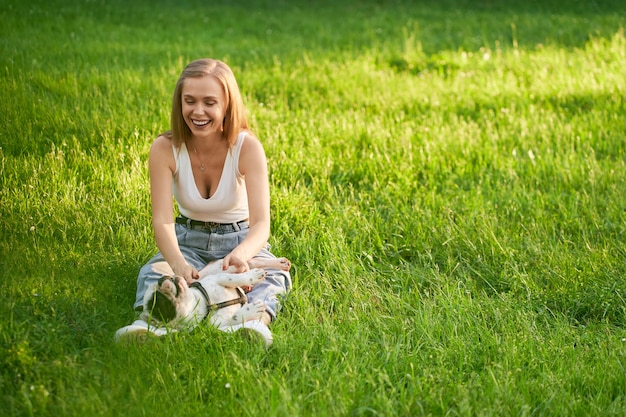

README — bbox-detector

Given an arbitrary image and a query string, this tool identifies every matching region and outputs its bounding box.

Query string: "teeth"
[193,120,209,126]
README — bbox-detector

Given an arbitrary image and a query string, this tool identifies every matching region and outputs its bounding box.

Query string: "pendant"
[200,163,206,172]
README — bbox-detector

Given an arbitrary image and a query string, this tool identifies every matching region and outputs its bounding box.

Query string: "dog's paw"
[248,256,292,272]
[235,301,266,323]
[247,268,266,284]
[250,300,267,315]
[276,257,291,271]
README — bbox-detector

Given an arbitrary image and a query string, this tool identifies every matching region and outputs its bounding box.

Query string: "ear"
[150,291,177,323]
[142,284,158,308]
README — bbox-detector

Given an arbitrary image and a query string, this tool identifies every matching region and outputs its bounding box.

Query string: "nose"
[158,276,173,286]
[192,102,205,115]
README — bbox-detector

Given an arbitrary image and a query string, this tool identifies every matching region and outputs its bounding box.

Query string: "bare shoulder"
[239,132,267,174]
[149,134,176,171]
[241,132,264,150]
[240,132,266,159]
[150,134,173,154]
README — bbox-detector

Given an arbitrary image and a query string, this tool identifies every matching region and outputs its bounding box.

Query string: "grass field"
[1,0,626,415]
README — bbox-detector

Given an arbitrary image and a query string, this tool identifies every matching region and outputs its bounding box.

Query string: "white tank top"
[172,132,249,223]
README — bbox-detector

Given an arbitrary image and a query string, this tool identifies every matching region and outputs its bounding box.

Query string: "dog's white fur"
[141,260,267,331]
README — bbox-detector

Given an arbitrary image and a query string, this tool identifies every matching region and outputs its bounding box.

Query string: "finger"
[232,262,245,273]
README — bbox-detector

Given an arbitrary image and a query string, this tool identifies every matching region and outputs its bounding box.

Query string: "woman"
[128,59,291,335]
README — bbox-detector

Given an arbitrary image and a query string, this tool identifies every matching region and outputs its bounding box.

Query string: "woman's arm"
[149,135,199,282]
[222,133,271,271]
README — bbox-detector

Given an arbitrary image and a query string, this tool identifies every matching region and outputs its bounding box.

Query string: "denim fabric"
[134,223,292,321]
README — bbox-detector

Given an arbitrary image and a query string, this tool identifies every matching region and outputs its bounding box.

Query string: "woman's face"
[181,75,226,138]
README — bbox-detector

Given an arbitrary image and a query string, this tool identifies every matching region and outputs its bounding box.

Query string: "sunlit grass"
[1,0,626,416]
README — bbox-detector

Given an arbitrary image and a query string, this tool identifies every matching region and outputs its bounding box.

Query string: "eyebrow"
[183,93,218,100]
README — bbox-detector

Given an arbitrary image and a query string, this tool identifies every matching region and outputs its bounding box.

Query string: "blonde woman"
[120,59,291,341]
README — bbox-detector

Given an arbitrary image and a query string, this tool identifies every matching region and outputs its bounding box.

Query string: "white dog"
[141,260,268,330]
[115,257,290,346]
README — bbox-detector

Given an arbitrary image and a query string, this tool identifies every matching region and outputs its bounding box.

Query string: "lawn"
[1,0,625,416]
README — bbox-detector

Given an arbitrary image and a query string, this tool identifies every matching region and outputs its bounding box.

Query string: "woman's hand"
[171,261,199,284]
[223,250,249,273]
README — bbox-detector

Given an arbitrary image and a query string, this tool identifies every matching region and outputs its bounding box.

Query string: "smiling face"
[181,75,227,139]
[169,59,247,149]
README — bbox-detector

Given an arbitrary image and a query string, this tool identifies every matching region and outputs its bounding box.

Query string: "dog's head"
[142,275,189,324]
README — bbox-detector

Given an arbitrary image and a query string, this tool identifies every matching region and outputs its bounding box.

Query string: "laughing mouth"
[191,119,210,127]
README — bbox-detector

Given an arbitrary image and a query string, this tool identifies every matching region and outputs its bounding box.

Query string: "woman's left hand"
[223,251,249,273]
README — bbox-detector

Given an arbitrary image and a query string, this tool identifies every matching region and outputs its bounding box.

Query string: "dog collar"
[189,282,248,319]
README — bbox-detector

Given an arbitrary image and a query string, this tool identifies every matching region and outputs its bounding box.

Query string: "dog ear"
[148,291,178,323]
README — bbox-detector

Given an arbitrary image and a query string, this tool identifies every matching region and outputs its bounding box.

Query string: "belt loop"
[232,222,241,232]
[186,217,192,228]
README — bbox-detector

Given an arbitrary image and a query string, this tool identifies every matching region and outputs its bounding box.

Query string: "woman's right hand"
[172,262,200,284]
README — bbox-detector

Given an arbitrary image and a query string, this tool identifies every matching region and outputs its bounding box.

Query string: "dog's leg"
[198,259,258,278]
[213,301,267,327]
[198,260,226,278]
[200,257,292,280]
[249,257,292,271]
[213,268,266,288]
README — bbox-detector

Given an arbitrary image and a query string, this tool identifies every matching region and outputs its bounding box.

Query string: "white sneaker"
[114,320,174,342]
[115,319,272,347]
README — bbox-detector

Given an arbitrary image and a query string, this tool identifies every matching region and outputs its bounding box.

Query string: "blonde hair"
[166,59,249,148]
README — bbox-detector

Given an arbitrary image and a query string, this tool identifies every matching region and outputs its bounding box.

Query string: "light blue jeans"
[134,222,292,321]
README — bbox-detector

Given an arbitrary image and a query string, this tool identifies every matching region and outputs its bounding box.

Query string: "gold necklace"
[192,144,208,172]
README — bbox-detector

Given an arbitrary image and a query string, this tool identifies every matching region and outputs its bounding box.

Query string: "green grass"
[2,0,626,415]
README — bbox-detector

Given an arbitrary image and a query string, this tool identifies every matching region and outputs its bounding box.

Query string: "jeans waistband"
[176,215,249,233]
